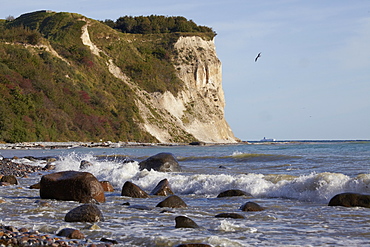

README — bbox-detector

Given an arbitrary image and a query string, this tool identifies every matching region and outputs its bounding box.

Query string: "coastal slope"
[0,11,238,143]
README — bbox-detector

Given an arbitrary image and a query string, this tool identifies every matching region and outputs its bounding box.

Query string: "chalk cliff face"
[82,20,238,143]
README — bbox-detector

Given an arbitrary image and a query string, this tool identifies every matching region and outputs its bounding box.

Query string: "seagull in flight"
[255,52,261,62]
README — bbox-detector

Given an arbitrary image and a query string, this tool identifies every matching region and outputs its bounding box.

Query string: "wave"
[50,152,370,204]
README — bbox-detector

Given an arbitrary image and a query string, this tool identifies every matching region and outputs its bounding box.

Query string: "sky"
[1,0,370,141]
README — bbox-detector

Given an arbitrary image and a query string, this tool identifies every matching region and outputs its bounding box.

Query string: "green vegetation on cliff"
[0,11,213,143]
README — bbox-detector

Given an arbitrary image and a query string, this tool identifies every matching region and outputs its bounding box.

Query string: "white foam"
[51,152,370,203]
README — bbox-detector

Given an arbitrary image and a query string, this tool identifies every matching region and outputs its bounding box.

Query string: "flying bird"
[255,52,261,62]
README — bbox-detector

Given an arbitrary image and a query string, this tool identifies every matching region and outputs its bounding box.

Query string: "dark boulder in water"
[150,178,174,196]
[139,152,181,172]
[217,189,252,198]
[240,201,264,211]
[39,171,105,203]
[328,193,370,208]
[121,181,150,198]
[156,195,187,208]
[175,216,199,228]
[65,204,104,222]
[215,213,245,219]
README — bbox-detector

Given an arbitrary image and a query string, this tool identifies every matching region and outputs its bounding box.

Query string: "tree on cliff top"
[103,15,216,38]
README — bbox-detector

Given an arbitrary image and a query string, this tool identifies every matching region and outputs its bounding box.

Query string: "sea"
[0,141,370,247]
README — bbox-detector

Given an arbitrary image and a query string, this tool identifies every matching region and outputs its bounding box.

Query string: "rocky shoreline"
[0,141,242,150]
[0,158,115,247]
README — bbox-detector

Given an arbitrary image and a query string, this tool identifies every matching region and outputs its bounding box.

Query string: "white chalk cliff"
[81,20,238,143]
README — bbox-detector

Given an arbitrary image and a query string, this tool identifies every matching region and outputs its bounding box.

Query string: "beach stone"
[139,152,181,172]
[100,181,114,192]
[328,193,370,208]
[57,228,85,239]
[0,175,18,185]
[240,201,264,211]
[121,181,150,198]
[39,171,106,203]
[175,216,199,228]
[156,195,187,208]
[80,160,94,169]
[217,189,252,198]
[65,204,104,222]
[215,213,245,219]
[150,178,174,196]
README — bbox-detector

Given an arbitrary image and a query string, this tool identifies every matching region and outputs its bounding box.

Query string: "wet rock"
[57,228,85,239]
[217,189,252,198]
[30,182,40,189]
[150,178,174,196]
[80,160,94,169]
[100,181,114,192]
[139,152,181,172]
[121,181,150,198]
[0,175,18,185]
[65,204,104,222]
[175,216,199,228]
[215,213,245,219]
[240,201,264,211]
[40,171,106,203]
[328,193,370,208]
[101,238,118,244]
[156,195,187,208]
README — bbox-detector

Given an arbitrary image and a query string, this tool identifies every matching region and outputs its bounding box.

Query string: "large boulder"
[217,189,252,198]
[328,193,370,208]
[139,153,181,172]
[150,178,174,196]
[156,195,187,208]
[121,181,150,198]
[65,204,104,222]
[39,171,105,203]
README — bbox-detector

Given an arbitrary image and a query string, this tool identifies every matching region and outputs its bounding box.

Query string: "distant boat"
[260,137,276,142]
